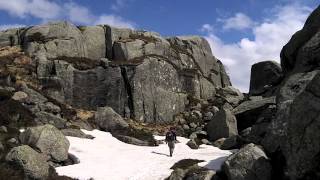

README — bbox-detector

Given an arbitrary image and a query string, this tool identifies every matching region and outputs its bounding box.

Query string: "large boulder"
[283,73,320,179]
[23,21,87,59]
[222,143,272,180]
[5,145,49,179]
[81,25,106,60]
[206,109,238,141]
[125,57,188,123]
[35,111,67,129]
[249,61,283,96]
[94,106,129,132]
[213,86,244,109]
[277,70,319,103]
[104,25,133,59]
[262,70,319,154]
[19,124,70,162]
[280,5,320,73]
[233,96,276,131]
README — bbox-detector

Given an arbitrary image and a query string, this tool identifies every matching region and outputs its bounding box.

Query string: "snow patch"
[56,129,231,180]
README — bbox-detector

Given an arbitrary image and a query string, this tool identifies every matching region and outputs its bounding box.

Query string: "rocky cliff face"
[0,21,231,123]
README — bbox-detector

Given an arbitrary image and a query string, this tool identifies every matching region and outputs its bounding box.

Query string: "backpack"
[166,131,175,141]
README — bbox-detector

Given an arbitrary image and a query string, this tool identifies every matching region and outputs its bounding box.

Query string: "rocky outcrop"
[283,73,320,179]
[5,145,49,180]
[0,21,234,123]
[94,106,129,132]
[166,159,216,180]
[233,96,276,131]
[206,109,238,141]
[23,21,87,59]
[249,61,283,96]
[280,5,320,74]
[0,28,24,47]
[19,124,70,162]
[222,143,272,180]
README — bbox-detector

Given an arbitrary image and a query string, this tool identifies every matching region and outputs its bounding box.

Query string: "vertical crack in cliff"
[120,67,134,118]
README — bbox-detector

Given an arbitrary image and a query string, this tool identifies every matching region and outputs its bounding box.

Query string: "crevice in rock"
[120,67,134,119]
[269,149,289,180]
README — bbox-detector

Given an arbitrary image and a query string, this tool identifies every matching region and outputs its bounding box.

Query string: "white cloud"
[203,4,311,92]
[64,3,94,24]
[0,0,136,29]
[0,0,61,20]
[95,15,135,29]
[111,0,127,11]
[0,24,26,31]
[220,13,254,30]
[200,24,214,33]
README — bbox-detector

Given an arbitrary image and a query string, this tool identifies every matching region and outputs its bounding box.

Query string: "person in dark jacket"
[165,127,177,157]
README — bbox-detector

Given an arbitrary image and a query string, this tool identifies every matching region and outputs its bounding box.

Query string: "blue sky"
[0,0,318,91]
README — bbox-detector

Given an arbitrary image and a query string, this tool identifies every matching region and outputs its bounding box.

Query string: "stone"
[280,6,320,73]
[277,70,319,103]
[23,21,87,59]
[233,96,276,131]
[183,124,190,130]
[215,86,244,107]
[11,91,28,101]
[19,124,70,162]
[203,112,214,122]
[127,57,188,123]
[94,106,129,132]
[283,73,320,179]
[114,135,150,146]
[261,100,293,154]
[0,126,8,133]
[233,96,276,115]
[262,71,320,154]
[206,109,238,141]
[113,39,145,60]
[189,122,197,129]
[186,139,199,149]
[38,102,61,114]
[189,132,198,140]
[52,60,128,112]
[0,28,24,47]
[61,128,94,139]
[104,25,133,59]
[35,111,67,129]
[5,145,49,180]
[81,25,106,60]
[222,143,272,180]
[21,84,48,104]
[213,138,226,148]
[167,168,186,180]
[0,142,4,152]
[249,61,283,96]
[184,169,216,180]
[220,135,242,150]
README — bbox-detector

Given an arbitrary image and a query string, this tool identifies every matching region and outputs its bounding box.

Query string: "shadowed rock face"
[280,5,320,74]
[249,61,283,96]
[0,21,232,123]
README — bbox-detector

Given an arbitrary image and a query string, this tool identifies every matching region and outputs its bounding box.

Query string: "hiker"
[165,127,177,157]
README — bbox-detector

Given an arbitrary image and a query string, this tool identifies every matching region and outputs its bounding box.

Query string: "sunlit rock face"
[0,21,231,123]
